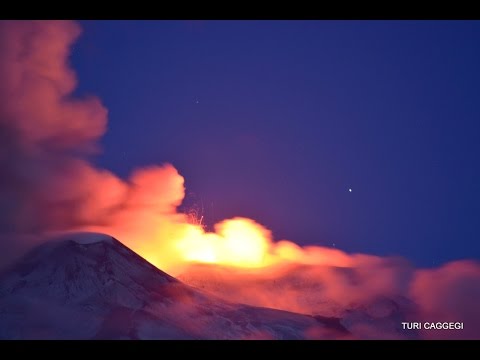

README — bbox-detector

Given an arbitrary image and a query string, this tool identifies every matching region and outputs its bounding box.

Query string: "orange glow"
[83,181,356,275]
[75,163,354,275]
[0,19,351,276]
[176,218,274,268]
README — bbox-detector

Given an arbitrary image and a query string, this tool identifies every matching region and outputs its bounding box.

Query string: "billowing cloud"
[0,21,106,151]
[0,20,108,235]
[0,21,186,266]
[410,260,480,339]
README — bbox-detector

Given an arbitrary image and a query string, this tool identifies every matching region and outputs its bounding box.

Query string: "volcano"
[0,233,352,340]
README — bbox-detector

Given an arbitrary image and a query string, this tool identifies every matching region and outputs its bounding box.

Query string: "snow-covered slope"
[0,233,350,339]
[179,263,418,339]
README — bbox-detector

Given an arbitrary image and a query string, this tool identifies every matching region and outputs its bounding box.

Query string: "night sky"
[71,20,480,267]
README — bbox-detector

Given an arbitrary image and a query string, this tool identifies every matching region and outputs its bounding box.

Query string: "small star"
[195,99,199,104]
[348,188,352,193]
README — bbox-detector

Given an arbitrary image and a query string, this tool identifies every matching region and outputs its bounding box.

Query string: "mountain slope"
[179,263,418,339]
[0,233,349,339]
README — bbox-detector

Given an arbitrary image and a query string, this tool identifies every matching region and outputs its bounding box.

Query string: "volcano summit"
[0,232,350,340]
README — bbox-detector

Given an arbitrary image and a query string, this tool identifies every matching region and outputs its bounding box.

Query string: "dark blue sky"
[72,20,480,267]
